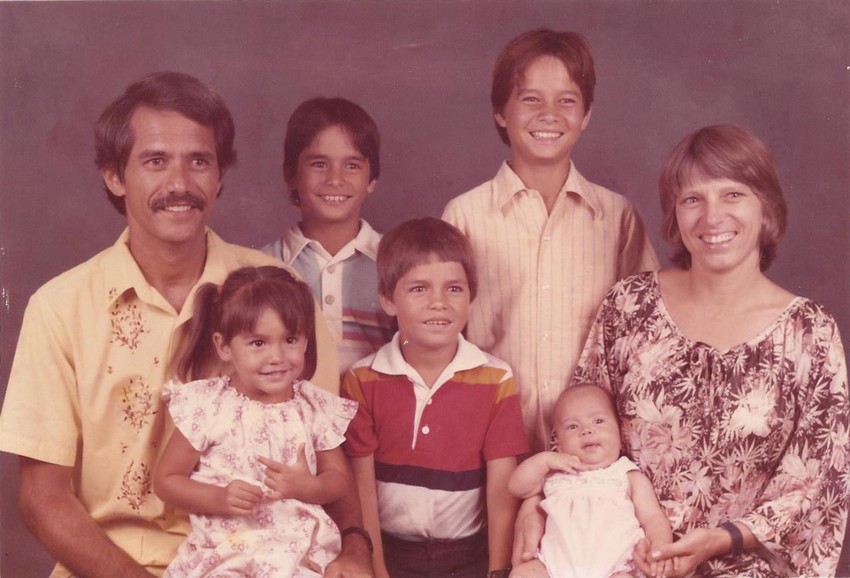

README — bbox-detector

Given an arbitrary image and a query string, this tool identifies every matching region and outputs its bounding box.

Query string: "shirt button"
[427,399,433,405]
[542,284,550,291]
[422,425,430,434]
[327,264,336,274]
[542,332,550,341]
[324,295,335,305]
[543,235,551,242]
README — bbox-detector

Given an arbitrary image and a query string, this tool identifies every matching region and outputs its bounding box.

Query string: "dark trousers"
[382,531,489,578]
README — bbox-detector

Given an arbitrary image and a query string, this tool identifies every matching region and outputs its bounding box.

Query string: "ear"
[379,294,397,317]
[213,332,232,362]
[494,110,508,129]
[101,168,126,198]
[580,106,593,131]
[366,179,377,195]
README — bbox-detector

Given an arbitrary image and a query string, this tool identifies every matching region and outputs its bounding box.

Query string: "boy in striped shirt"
[263,97,394,373]
[342,217,528,578]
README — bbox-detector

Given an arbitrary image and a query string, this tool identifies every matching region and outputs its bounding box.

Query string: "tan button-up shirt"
[443,161,658,451]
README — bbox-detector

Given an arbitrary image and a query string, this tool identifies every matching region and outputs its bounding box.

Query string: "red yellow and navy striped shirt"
[342,334,528,540]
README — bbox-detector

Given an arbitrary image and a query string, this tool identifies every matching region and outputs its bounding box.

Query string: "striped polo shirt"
[342,334,528,540]
[262,220,395,372]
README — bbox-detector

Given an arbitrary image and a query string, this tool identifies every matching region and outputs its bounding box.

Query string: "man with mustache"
[0,71,373,578]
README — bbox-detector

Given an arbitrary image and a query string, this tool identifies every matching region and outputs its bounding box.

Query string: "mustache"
[150,193,207,211]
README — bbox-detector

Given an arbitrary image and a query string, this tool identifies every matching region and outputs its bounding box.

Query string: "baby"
[509,384,675,578]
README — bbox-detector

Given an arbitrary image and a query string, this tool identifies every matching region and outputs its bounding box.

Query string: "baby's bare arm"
[508,451,584,499]
[629,471,672,547]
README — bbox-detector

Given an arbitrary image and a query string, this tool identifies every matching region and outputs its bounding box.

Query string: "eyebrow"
[135,148,216,160]
[516,86,581,95]
[302,152,367,161]
[404,277,468,285]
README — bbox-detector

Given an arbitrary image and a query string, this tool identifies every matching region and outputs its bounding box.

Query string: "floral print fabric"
[572,272,849,577]
[162,377,357,577]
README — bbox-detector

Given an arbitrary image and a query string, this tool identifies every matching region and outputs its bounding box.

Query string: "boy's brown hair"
[377,217,477,300]
[491,28,596,145]
[283,96,380,205]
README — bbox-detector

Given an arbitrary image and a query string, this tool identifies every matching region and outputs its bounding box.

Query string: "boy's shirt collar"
[285,219,380,262]
[372,332,488,391]
[494,160,603,218]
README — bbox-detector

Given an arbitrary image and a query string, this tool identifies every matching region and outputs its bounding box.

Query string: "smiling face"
[215,307,307,404]
[495,55,591,173]
[101,107,221,251]
[675,176,764,275]
[288,124,376,231]
[553,385,621,470]
[380,257,471,367]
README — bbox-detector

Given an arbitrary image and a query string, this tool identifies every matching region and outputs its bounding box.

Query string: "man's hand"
[324,533,375,578]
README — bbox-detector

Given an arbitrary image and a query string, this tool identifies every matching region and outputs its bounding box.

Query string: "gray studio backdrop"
[2,1,848,576]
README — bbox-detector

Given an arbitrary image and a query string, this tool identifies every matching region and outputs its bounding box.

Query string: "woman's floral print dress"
[572,272,849,577]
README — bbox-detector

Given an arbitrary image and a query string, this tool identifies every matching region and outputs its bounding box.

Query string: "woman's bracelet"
[340,526,374,553]
[719,521,744,556]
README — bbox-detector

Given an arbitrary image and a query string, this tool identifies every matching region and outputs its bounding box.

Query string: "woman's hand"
[220,479,264,516]
[634,527,729,577]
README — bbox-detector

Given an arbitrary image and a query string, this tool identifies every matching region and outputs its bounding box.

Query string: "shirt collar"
[493,160,603,218]
[103,227,234,313]
[371,332,488,389]
[102,228,150,308]
[284,219,380,262]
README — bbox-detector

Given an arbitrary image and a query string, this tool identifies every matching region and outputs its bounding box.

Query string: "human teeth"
[321,195,347,202]
[531,131,561,139]
[164,205,192,212]
[702,233,735,243]
[425,320,449,325]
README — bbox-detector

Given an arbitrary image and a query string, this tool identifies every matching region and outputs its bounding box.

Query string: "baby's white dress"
[538,456,645,578]
[162,377,357,578]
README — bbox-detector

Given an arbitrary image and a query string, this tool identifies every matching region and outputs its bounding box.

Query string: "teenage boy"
[341,218,528,578]
[263,97,394,373]
[443,29,659,453]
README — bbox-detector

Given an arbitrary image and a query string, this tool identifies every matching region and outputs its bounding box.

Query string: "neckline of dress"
[649,271,804,356]
[222,375,301,407]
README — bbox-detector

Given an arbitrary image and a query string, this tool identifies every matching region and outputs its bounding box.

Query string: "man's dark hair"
[94,71,236,214]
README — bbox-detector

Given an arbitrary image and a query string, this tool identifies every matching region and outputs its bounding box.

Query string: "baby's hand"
[257,446,313,501]
[221,479,264,516]
[637,538,679,578]
[649,554,678,578]
[546,452,585,475]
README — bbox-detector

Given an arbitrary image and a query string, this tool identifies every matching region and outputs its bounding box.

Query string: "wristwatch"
[340,526,374,553]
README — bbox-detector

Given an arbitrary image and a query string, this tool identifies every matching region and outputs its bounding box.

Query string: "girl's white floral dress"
[162,377,356,578]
